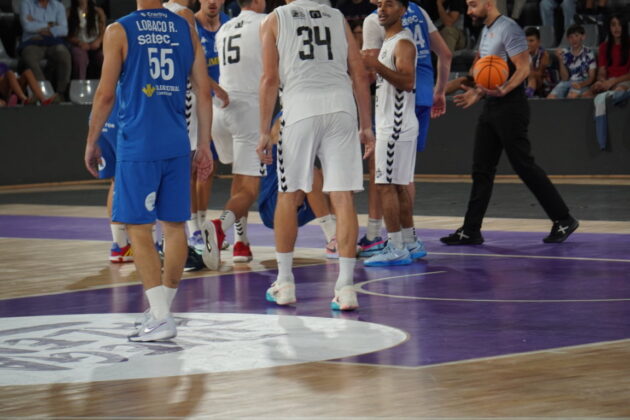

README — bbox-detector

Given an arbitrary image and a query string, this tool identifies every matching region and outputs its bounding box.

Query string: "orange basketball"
[473,55,509,90]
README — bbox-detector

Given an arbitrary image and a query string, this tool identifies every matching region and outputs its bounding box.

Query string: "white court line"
[354,272,630,303]
[429,251,630,263]
[322,338,630,371]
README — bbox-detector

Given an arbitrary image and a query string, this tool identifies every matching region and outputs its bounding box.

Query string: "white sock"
[366,218,382,241]
[186,213,199,236]
[163,286,178,310]
[402,227,417,245]
[276,252,294,284]
[151,224,158,245]
[197,210,207,227]
[145,285,169,320]
[219,210,236,232]
[316,214,337,243]
[335,257,356,290]
[234,216,249,244]
[388,231,404,249]
[110,224,128,246]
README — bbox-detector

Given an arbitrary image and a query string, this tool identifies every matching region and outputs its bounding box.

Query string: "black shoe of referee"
[440,228,484,245]
[543,216,579,243]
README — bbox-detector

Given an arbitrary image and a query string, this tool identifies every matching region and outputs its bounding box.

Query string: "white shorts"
[211,96,266,177]
[279,112,363,193]
[375,134,417,185]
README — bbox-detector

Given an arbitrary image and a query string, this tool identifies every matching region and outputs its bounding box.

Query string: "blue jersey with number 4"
[402,2,433,107]
[116,9,194,161]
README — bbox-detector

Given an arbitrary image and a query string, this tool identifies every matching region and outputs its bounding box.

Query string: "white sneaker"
[406,239,427,259]
[133,309,151,327]
[265,280,296,306]
[331,286,358,311]
[364,243,413,267]
[201,219,224,271]
[128,315,177,342]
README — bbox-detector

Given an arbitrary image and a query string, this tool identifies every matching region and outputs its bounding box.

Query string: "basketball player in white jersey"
[256,0,375,310]
[361,0,418,266]
[164,0,229,260]
[201,0,267,269]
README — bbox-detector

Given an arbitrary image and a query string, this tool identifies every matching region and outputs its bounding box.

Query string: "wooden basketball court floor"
[1,179,629,418]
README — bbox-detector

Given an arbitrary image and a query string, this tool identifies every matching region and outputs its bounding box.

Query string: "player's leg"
[357,153,387,257]
[265,115,318,306]
[201,104,234,270]
[440,106,502,245]
[499,101,577,243]
[401,107,429,259]
[305,167,338,258]
[114,160,177,342]
[364,136,413,267]
[318,112,364,310]
[227,173,260,262]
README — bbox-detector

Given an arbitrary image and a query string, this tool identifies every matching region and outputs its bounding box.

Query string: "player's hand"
[360,50,379,71]
[360,128,375,159]
[453,85,483,108]
[213,85,230,108]
[84,142,102,178]
[479,84,507,97]
[193,143,213,181]
[431,92,446,118]
[256,133,273,165]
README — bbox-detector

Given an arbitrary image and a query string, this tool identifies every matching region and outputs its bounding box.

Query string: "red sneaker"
[110,243,133,263]
[233,241,253,263]
[201,219,225,270]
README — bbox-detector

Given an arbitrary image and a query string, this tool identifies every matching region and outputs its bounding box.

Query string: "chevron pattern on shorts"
[277,118,287,192]
[386,88,406,184]
[185,80,193,132]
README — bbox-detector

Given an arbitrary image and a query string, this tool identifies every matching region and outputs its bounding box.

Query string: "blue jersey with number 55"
[116,8,194,161]
[401,2,433,107]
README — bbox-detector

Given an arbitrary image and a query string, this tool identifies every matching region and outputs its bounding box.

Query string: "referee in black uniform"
[441,0,579,245]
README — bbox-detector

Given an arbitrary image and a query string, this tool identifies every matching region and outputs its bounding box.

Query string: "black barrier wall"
[1,98,629,185]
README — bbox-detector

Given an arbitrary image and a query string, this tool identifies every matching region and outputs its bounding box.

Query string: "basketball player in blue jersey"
[196,0,230,85]
[360,0,452,259]
[84,0,213,341]
[443,0,578,245]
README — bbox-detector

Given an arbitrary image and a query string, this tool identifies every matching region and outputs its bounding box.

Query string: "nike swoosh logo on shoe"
[143,321,166,334]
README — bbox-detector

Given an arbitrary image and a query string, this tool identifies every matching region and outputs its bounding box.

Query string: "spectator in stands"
[583,14,630,149]
[0,62,58,105]
[18,0,71,100]
[525,26,555,97]
[540,0,576,37]
[336,0,375,27]
[548,24,596,98]
[67,0,106,79]
[421,0,467,52]
[583,14,630,97]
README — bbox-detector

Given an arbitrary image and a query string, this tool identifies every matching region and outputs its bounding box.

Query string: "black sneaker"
[440,228,484,245]
[184,246,205,271]
[543,216,579,243]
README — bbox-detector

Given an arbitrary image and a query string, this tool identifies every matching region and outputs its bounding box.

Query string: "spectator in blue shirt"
[19,0,71,100]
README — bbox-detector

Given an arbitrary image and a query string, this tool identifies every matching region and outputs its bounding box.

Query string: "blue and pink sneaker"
[357,235,387,258]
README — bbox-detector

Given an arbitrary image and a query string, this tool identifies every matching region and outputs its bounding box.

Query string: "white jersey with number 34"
[275,0,356,126]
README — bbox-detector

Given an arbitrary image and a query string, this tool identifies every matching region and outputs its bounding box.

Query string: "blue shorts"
[112,155,191,224]
[415,105,430,152]
[258,170,316,229]
[98,133,116,179]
